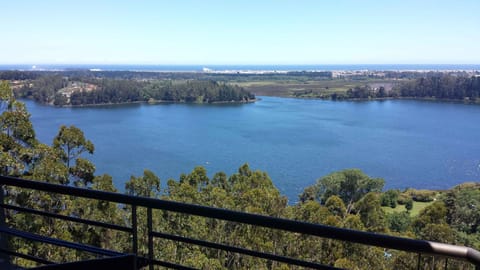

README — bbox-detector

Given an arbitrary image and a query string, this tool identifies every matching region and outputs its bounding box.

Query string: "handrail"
[1,175,480,267]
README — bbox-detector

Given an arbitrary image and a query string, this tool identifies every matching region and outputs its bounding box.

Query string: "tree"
[412,201,447,235]
[325,195,347,217]
[355,192,387,233]
[179,166,209,190]
[443,183,480,234]
[0,81,36,176]
[299,185,317,203]
[420,223,455,243]
[387,212,411,232]
[381,189,399,208]
[29,143,69,184]
[377,86,387,98]
[125,169,160,198]
[53,125,95,185]
[53,125,94,170]
[302,169,384,214]
[405,199,413,212]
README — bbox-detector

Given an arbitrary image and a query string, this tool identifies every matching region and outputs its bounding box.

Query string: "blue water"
[24,97,480,203]
[2,64,480,72]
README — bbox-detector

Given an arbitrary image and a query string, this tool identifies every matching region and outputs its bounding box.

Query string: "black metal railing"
[0,175,479,269]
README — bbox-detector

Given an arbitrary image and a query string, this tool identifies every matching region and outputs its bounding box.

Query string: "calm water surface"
[24,97,480,202]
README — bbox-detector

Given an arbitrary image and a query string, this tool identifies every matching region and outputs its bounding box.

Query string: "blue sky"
[1,0,479,65]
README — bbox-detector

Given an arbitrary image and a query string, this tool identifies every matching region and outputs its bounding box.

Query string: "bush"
[381,190,399,208]
[404,189,436,202]
[397,193,411,205]
[405,199,413,211]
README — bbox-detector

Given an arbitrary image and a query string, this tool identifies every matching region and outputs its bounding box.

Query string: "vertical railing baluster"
[147,207,153,270]
[444,258,448,270]
[417,253,422,270]
[132,205,138,256]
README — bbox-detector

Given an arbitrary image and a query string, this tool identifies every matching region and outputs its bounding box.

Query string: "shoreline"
[53,98,258,108]
[285,95,480,105]
[29,95,480,107]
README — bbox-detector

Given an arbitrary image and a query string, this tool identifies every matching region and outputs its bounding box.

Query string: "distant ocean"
[0,64,479,72]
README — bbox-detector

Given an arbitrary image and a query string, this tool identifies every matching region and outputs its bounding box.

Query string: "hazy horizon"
[2,63,479,71]
[2,63,480,66]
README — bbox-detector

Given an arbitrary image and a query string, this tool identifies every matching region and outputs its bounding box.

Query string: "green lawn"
[382,201,434,217]
[234,78,399,97]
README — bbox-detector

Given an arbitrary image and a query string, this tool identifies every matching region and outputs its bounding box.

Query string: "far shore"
[284,95,480,105]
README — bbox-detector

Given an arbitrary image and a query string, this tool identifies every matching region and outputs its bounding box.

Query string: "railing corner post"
[132,205,138,256]
[0,184,10,265]
[147,207,153,270]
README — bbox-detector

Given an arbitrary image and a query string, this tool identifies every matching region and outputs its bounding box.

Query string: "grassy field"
[382,201,434,217]
[233,78,398,97]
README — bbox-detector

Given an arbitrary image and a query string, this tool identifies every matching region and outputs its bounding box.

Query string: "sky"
[1,0,479,65]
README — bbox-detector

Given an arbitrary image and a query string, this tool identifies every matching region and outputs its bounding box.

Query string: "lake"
[24,97,480,203]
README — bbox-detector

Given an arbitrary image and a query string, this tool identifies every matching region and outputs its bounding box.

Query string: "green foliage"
[53,125,94,165]
[387,211,411,232]
[52,125,95,185]
[395,74,480,101]
[381,189,399,208]
[292,200,332,224]
[405,198,413,211]
[419,223,456,243]
[30,143,69,184]
[18,74,255,106]
[298,184,317,203]
[302,168,384,214]
[125,169,160,198]
[443,182,480,234]
[412,201,447,235]
[396,192,411,205]
[404,188,437,202]
[355,192,388,233]
[325,195,347,218]
[346,85,376,99]
[0,81,36,176]
[343,214,365,231]
[143,80,254,104]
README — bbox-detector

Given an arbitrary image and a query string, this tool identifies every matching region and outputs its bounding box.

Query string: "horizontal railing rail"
[0,246,54,265]
[150,231,340,269]
[0,226,124,257]
[0,203,132,233]
[1,175,480,269]
[31,255,139,270]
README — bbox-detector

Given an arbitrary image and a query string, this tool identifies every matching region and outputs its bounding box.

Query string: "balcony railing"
[0,175,479,269]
